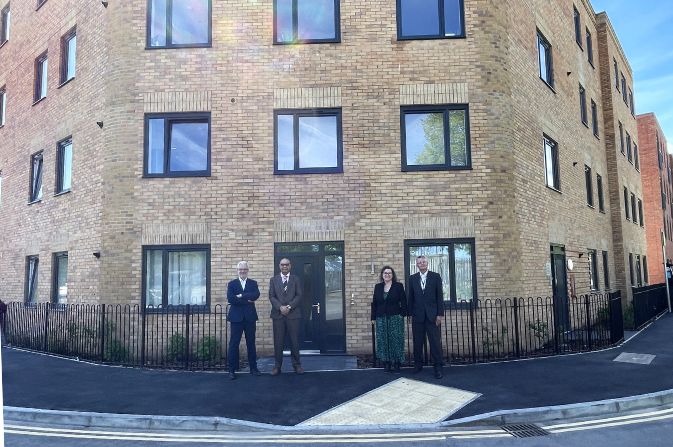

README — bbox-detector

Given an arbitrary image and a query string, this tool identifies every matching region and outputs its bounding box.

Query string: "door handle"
[312,303,320,314]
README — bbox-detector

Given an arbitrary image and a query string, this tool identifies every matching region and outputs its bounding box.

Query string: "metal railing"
[632,284,669,329]
[373,292,623,366]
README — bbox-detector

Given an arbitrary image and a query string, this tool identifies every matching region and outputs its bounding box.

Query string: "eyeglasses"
[383,272,393,275]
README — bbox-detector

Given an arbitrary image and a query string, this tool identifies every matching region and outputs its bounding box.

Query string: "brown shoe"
[271,367,281,376]
[294,366,305,375]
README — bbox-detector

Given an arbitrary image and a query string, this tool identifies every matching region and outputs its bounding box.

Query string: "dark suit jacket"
[407,271,444,323]
[371,282,408,320]
[226,278,260,323]
[269,274,303,320]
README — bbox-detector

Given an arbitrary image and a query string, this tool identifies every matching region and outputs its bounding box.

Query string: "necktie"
[421,276,426,291]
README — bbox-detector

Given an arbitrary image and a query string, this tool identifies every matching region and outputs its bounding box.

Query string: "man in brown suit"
[269,258,304,375]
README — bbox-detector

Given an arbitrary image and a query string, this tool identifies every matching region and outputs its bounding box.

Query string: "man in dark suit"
[269,258,304,375]
[407,255,445,379]
[227,261,261,380]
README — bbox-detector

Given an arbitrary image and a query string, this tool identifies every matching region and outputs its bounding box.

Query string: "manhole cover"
[501,423,550,438]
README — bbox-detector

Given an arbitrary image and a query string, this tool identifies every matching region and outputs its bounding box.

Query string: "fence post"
[184,304,191,370]
[585,295,593,350]
[99,304,106,361]
[513,298,521,358]
[140,304,146,368]
[469,300,477,363]
[42,303,50,352]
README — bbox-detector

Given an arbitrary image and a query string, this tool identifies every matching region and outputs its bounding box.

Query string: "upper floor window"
[638,199,644,227]
[597,173,604,212]
[55,137,72,194]
[34,51,48,102]
[0,86,5,126]
[579,84,587,125]
[25,255,39,304]
[537,31,553,88]
[586,28,594,66]
[275,0,340,44]
[60,27,76,84]
[621,74,627,103]
[275,109,342,174]
[628,88,634,115]
[401,104,470,171]
[397,0,465,39]
[584,165,593,207]
[619,121,624,154]
[631,193,637,225]
[36,0,47,9]
[144,113,210,177]
[544,135,559,190]
[147,0,211,48]
[634,144,640,171]
[30,151,43,203]
[573,6,582,47]
[591,99,599,137]
[613,59,619,91]
[623,187,629,220]
[626,132,632,163]
[0,3,9,45]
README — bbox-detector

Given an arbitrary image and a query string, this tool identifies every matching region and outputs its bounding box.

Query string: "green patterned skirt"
[375,315,405,363]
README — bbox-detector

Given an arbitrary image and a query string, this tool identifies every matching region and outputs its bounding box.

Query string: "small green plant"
[528,319,549,342]
[196,336,220,362]
[623,303,635,330]
[596,306,610,326]
[482,326,508,353]
[167,333,187,362]
[105,339,128,362]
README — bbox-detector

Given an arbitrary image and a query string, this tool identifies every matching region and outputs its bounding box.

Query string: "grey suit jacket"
[269,274,303,320]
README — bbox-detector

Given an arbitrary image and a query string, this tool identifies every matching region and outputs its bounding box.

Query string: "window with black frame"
[638,199,644,227]
[0,3,9,45]
[586,28,594,66]
[602,250,610,290]
[147,0,211,48]
[25,255,39,304]
[405,239,476,303]
[60,27,76,84]
[634,144,640,171]
[55,137,72,194]
[585,165,593,207]
[596,173,604,212]
[631,193,637,224]
[52,252,68,304]
[144,113,210,177]
[401,105,470,171]
[579,84,587,125]
[544,135,559,190]
[591,99,599,137]
[623,187,629,220]
[626,132,632,162]
[619,121,624,154]
[588,249,598,291]
[143,245,210,309]
[537,31,553,88]
[397,0,465,39]
[274,108,342,174]
[274,0,340,44]
[34,51,48,102]
[29,151,43,202]
[0,85,5,127]
[573,6,581,47]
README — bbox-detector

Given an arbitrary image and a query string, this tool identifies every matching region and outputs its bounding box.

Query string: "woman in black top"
[371,266,408,372]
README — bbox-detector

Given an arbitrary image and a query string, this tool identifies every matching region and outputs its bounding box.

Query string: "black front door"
[550,245,569,330]
[274,242,346,353]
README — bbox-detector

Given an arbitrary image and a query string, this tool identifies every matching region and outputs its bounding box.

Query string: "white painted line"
[549,412,673,434]
[542,407,673,430]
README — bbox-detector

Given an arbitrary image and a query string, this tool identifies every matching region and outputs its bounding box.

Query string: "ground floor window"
[52,252,68,304]
[143,245,210,309]
[25,255,39,304]
[404,239,476,303]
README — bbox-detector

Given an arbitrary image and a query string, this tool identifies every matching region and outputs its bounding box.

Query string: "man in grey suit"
[269,258,304,375]
[407,255,445,379]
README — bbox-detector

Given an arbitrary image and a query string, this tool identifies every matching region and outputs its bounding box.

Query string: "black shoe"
[229,371,237,380]
[393,362,401,373]
[384,362,392,372]
[250,368,261,376]
[434,367,443,379]
[413,365,423,374]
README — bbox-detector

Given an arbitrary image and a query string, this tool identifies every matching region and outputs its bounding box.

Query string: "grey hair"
[237,261,249,269]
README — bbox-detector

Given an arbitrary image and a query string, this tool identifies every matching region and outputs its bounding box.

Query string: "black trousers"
[272,317,301,368]
[412,319,444,367]
[228,320,257,372]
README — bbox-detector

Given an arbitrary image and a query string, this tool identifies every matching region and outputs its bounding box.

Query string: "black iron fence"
[632,284,669,330]
[373,292,623,366]
[4,303,230,370]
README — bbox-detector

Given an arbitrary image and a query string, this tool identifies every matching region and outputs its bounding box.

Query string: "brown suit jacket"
[269,274,303,320]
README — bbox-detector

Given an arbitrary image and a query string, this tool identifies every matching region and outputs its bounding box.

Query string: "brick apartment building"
[0,0,648,355]
[637,113,672,284]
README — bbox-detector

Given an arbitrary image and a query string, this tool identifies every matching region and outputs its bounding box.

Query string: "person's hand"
[236,294,243,298]
[435,316,442,327]
[280,305,290,316]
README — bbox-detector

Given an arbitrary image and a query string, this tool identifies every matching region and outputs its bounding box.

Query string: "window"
[55,137,72,194]
[25,255,39,304]
[629,253,634,286]
[618,121,624,154]
[275,108,343,174]
[634,144,640,171]
[401,105,470,171]
[586,28,594,65]
[0,85,5,127]
[397,0,465,39]
[623,187,629,220]
[275,0,340,43]
[643,256,648,284]
[60,27,76,84]
[591,99,598,137]
[585,165,593,207]
[662,179,667,210]
[635,255,642,287]
[537,31,553,87]
[597,174,604,212]
[631,193,637,225]
[544,135,560,190]
[621,74,627,103]
[602,250,610,290]
[613,59,619,91]
[52,252,68,304]
[405,239,476,303]
[147,0,211,48]
[34,51,48,102]
[588,249,598,291]
[628,88,634,115]
[638,199,644,227]
[30,151,43,202]
[144,112,210,177]
[573,6,582,47]
[626,132,632,162]
[143,245,210,309]
[579,84,587,125]
[37,0,47,9]
[0,3,9,44]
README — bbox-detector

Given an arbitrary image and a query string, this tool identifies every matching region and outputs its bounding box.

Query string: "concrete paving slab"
[613,352,656,365]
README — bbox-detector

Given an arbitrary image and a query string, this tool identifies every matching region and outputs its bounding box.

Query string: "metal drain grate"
[501,423,551,438]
